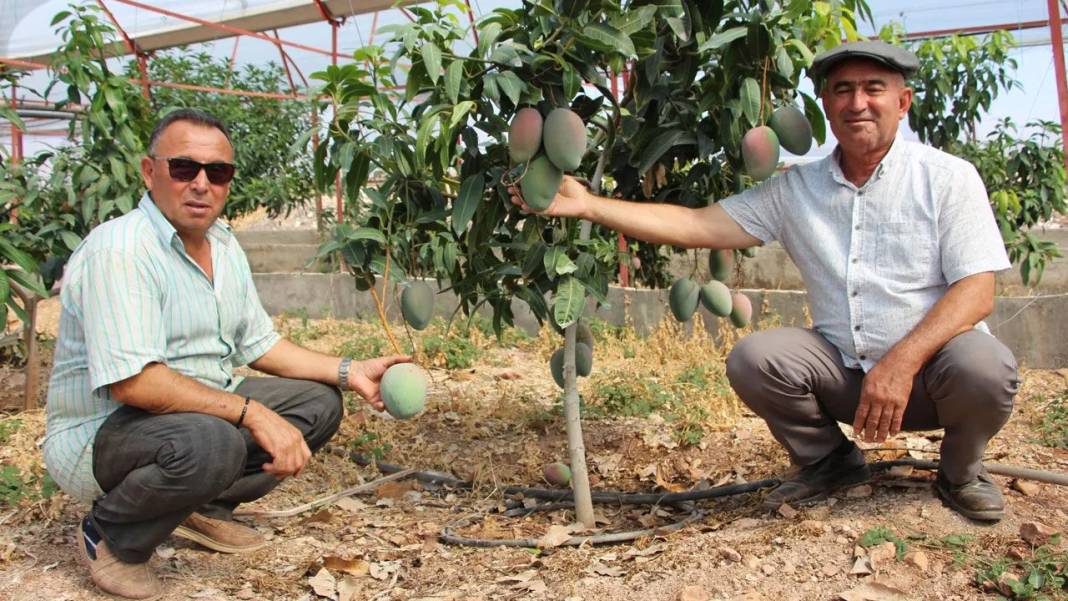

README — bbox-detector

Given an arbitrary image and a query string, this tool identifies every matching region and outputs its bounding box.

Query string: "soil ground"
[1,304,1066,601]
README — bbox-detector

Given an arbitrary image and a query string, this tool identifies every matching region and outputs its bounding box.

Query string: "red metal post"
[464,0,479,47]
[10,85,22,164]
[224,36,240,89]
[96,0,151,99]
[1048,0,1068,170]
[272,29,298,95]
[368,11,380,45]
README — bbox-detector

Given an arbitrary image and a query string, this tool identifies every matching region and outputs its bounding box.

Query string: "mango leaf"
[421,42,443,84]
[452,174,484,235]
[636,129,693,175]
[741,77,761,125]
[449,101,476,131]
[544,247,578,277]
[801,92,826,146]
[496,71,524,107]
[0,237,37,275]
[611,5,657,35]
[346,227,386,244]
[698,26,747,52]
[445,60,464,104]
[553,276,586,329]
[60,231,82,252]
[578,24,636,59]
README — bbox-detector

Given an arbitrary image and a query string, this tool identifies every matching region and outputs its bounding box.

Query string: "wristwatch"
[338,357,353,391]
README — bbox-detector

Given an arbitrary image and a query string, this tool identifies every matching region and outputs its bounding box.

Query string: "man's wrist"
[338,357,353,391]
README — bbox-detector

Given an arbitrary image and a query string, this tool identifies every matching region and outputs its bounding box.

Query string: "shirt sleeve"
[938,162,1011,285]
[80,249,167,393]
[716,173,786,244]
[230,247,280,367]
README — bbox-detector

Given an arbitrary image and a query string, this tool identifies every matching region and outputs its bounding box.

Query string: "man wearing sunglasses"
[43,108,411,599]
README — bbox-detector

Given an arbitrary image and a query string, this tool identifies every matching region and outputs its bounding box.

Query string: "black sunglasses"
[151,156,236,185]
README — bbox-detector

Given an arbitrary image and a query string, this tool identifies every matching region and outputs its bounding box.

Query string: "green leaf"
[579,24,636,59]
[553,276,586,329]
[544,247,578,277]
[801,92,827,146]
[562,64,581,100]
[489,45,521,67]
[0,237,37,275]
[445,60,463,104]
[346,227,386,244]
[449,101,476,131]
[0,270,9,311]
[496,71,524,107]
[5,268,48,298]
[60,231,82,252]
[636,129,693,175]
[611,5,657,35]
[421,42,443,84]
[698,26,747,52]
[741,77,761,124]
[451,174,484,235]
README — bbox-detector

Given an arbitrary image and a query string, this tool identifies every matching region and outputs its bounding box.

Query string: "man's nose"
[847,89,868,111]
[189,167,211,192]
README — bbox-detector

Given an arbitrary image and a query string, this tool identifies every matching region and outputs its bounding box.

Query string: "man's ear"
[139,155,155,189]
[898,86,914,118]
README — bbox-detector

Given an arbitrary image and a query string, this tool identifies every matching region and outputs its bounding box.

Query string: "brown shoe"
[936,467,1005,522]
[78,518,162,600]
[173,512,266,553]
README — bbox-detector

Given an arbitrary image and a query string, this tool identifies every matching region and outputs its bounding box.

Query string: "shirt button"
[854,325,861,331]
[851,291,858,297]
[851,257,858,264]
[854,224,860,230]
[859,355,867,360]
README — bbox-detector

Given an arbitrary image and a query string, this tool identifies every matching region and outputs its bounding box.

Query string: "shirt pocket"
[875,222,939,285]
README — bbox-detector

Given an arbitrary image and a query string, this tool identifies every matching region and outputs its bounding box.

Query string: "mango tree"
[312,0,870,526]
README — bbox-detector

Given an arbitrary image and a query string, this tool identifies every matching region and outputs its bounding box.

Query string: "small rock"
[734,517,761,529]
[1007,547,1028,561]
[719,547,742,563]
[849,557,873,576]
[868,542,898,569]
[235,588,255,600]
[677,586,710,601]
[1020,521,1059,546]
[807,505,833,520]
[761,562,776,576]
[778,503,799,519]
[845,485,873,498]
[835,536,849,545]
[904,550,929,572]
[997,572,1023,597]
[1011,479,1040,496]
[822,563,840,577]
[888,465,914,478]
[745,556,761,569]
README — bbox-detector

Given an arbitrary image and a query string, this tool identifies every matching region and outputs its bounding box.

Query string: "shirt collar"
[138,193,233,248]
[828,131,905,189]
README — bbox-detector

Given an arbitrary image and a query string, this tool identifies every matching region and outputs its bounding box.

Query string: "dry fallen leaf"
[590,562,626,577]
[301,509,335,525]
[323,556,370,577]
[337,576,361,601]
[1020,521,1059,546]
[308,568,338,600]
[849,557,873,576]
[333,497,368,514]
[836,581,908,601]
[376,480,419,500]
[537,524,574,548]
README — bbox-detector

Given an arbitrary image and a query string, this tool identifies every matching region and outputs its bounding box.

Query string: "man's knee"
[930,333,1018,422]
[157,415,246,494]
[725,332,767,393]
[303,382,344,446]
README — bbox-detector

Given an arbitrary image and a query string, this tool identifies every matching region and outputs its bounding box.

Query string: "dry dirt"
[0,304,1066,601]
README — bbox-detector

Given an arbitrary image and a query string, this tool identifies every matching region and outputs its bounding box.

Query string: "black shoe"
[762,442,871,509]
[936,467,1004,522]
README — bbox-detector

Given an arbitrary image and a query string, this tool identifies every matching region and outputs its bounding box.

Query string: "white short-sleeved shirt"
[43,194,281,502]
[719,134,1010,372]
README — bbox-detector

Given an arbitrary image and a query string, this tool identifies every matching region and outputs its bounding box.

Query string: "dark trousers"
[725,327,1018,485]
[90,377,343,563]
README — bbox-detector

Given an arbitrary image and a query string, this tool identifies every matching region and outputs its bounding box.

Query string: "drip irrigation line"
[440,510,705,549]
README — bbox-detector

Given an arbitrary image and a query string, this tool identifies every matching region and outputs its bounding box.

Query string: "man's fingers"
[852,401,871,438]
[875,406,895,442]
[889,406,905,438]
[863,405,883,442]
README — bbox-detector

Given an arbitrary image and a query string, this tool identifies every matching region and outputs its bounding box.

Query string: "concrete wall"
[252,273,1068,368]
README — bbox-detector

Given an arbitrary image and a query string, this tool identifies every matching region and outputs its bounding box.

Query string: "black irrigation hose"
[439,511,706,549]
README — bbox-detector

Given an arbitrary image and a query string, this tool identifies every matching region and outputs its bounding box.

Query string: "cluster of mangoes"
[548,321,595,389]
[509,107,588,210]
[669,249,753,328]
[374,281,435,420]
[741,105,813,181]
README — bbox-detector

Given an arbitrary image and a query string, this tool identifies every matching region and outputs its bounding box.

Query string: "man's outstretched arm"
[512,175,761,250]
[853,271,996,442]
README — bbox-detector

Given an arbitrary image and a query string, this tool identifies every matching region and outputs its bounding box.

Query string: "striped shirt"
[43,194,280,502]
[719,134,1010,372]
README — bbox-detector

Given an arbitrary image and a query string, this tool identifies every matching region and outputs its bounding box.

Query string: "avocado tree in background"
[126,50,315,221]
[312,0,870,526]
[901,28,1066,286]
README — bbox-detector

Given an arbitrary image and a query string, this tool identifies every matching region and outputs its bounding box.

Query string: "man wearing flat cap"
[512,41,1017,521]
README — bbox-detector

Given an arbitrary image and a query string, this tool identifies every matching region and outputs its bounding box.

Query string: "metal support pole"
[332,21,343,224]
[1048,0,1068,170]
[9,85,22,164]
[312,106,322,230]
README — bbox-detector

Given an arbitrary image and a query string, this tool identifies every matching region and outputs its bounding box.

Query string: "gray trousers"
[90,377,343,563]
[725,328,1018,485]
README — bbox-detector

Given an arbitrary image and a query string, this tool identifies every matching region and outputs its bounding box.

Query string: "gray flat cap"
[810,41,920,82]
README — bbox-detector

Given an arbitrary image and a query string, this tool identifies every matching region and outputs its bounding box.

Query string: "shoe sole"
[172,525,267,554]
[761,466,873,510]
[935,484,1004,522]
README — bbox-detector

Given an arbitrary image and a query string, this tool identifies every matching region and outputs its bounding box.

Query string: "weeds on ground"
[974,538,1067,600]
[1033,390,1068,450]
[0,418,21,445]
[348,430,392,462]
[0,465,58,507]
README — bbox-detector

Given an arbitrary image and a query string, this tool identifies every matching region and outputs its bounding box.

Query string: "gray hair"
[147,108,233,154]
